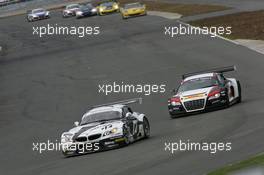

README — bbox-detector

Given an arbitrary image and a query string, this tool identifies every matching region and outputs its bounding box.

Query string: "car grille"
[75,136,87,142]
[184,99,205,111]
[88,134,101,141]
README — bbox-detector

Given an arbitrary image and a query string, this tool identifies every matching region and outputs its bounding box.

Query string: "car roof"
[82,105,124,119]
[100,1,115,5]
[125,2,141,5]
[32,8,45,11]
[183,73,215,81]
[67,4,79,7]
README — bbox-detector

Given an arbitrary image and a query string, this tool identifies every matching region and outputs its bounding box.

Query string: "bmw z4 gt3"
[61,98,150,157]
[168,66,241,118]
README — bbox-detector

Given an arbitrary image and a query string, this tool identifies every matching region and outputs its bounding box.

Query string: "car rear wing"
[91,98,142,108]
[182,65,237,79]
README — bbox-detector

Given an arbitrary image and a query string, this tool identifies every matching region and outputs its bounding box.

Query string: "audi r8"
[120,2,146,19]
[168,66,241,118]
[27,8,50,22]
[61,98,150,157]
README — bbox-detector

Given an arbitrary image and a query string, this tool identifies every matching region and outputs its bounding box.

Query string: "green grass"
[208,153,264,175]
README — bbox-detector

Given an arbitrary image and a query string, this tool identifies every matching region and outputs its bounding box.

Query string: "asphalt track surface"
[1,10,264,175]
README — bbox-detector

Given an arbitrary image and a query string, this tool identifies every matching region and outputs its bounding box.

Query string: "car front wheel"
[143,118,150,138]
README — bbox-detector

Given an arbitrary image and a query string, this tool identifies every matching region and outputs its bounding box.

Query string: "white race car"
[168,66,241,118]
[61,98,150,157]
[62,4,81,17]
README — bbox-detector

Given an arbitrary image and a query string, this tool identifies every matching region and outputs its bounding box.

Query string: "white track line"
[177,20,240,45]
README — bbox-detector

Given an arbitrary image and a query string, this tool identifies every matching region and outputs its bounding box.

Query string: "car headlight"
[99,7,104,12]
[103,128,120,136]
[76,11,82,15]
[113,4,119,9]
[45,11,49,16]
[61,133,73,143]
[91,8,97,13]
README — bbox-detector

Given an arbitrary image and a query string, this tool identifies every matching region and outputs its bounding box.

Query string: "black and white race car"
[61,98,150,157]
[168,66,241,118]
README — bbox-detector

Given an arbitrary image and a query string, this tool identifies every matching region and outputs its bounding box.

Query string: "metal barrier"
[0,0,33,7]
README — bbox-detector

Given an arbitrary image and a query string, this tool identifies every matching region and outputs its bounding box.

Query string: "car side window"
[128,107,133,113]
[217,74,225,86]
[123,106,133,117]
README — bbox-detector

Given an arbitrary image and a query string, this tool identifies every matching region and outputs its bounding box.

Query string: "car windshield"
[80,6,89,10]
[32,9,45,13]
[101,2,113,6]
[178,77,219,93]
[85,4,93,8]
[67,5,79,9]
[81,111,122,125]
[124,3,142,9]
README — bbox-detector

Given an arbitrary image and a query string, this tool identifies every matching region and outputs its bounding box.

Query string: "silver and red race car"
[168,66,241,118]
[62,4,81,17]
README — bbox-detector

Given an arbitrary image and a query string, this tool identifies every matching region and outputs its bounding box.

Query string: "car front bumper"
[122,10,146,17]
[168,96,228,116]
[100,8,118,14]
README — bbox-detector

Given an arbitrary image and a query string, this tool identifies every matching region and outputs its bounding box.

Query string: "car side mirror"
[74,121,79,127]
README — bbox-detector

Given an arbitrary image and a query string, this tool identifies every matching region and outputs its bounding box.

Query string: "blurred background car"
[76,3,97,18]
[62,3,81,17]
[97,0,119,16]
[120,2,146,19]
[27,8,50,22]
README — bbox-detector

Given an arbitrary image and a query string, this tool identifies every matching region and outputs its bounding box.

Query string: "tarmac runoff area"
[235,39,264,55]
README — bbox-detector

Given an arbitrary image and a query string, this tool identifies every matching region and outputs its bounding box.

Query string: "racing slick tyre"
[237,80,242,103]
[143,117,150,138]
[27,17,33,22]
[224,88,230,108]
[62,13,67,18]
